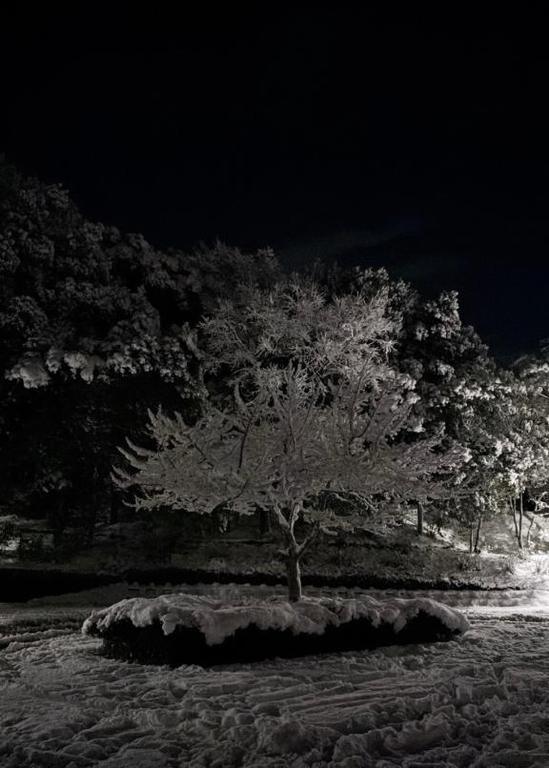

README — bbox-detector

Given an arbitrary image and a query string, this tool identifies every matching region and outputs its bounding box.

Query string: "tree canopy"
[3,161,549,567]
[116,279,469,599]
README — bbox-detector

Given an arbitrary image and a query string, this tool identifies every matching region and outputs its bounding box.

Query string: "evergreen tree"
[0,161,280,549]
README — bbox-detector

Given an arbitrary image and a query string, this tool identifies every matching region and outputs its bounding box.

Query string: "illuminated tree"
[454,364,549,550]
[116,282,467,600]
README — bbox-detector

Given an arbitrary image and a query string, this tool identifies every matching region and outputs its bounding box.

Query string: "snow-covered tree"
[318,265,494,536]
[0,160,281,541]
[454,364,549,550]
[116,281,468,600]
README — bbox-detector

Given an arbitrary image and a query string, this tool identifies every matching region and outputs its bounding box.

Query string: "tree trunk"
[259,508,271,536]
[526,513,537,548]
[286,550,302,602]
[510,497,522,549]
[518,492,524,549]
[417,502,424,535]
[473,513,483,553]
[469,524,474,554]
[274,504,317,603]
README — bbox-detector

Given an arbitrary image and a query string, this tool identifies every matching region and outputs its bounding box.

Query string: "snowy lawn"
[1,584,549,767]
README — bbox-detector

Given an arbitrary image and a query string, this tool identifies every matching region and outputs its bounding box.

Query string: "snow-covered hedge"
[83,594,469,666]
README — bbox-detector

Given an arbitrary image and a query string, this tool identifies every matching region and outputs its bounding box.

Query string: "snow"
[2,584,549,766]
[82,593,470,646]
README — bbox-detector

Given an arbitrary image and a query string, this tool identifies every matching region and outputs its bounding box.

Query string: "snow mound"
[83,593,469,657]
[83,593,469,646]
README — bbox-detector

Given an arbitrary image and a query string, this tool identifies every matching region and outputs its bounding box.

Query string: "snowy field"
[1,584,549,767]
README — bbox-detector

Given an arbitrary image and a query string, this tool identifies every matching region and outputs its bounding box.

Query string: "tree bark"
[473,513,483,553]
[417,502,424,535]
[510,497,522,549]
[274,505,317,603]
[286,550,302,602]
[469,524,474,554]
[526,513,537,548]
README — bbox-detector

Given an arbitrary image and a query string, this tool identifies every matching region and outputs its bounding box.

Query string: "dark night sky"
[2,5,549,359]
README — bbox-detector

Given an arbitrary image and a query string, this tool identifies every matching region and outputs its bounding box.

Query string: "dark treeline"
[1,161,549,564]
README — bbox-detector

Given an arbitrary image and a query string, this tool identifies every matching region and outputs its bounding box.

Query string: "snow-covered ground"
[2,584,549,767]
